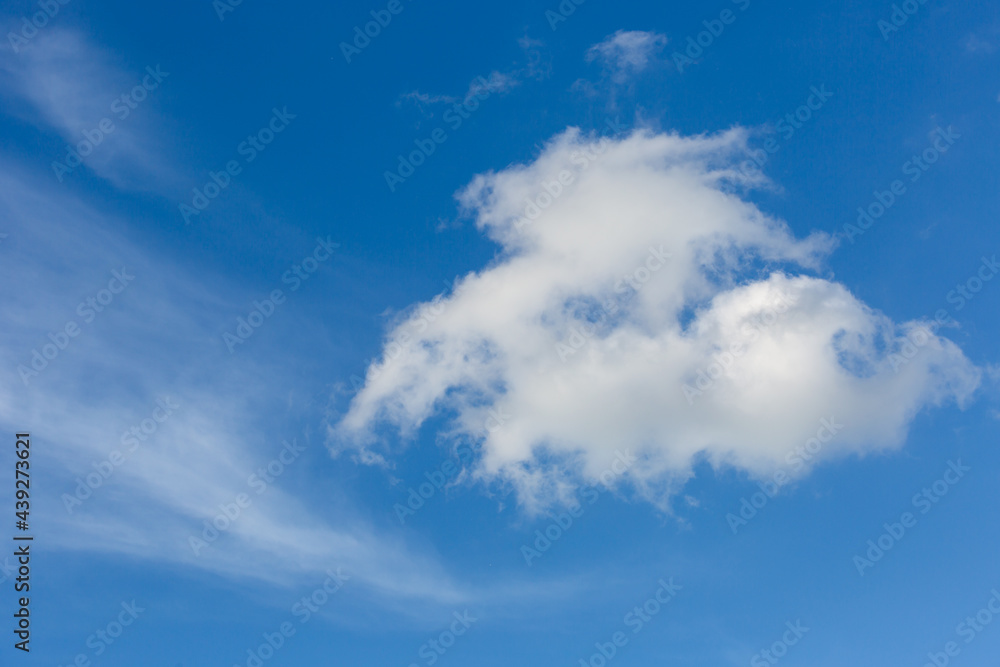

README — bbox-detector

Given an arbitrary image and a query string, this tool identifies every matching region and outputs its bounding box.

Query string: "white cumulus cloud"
[333,127,980,513]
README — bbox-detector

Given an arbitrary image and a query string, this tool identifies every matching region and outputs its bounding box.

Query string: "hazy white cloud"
[467,70,520,98]
[0,28,178,191]
[398,37,548,114]
[398,90,459,109]
[0,163,469,610]
[586,30,668,83]
[399,70,520,117]
[334,126,981,513]
[963,31,999,54]
[518,35,552,81]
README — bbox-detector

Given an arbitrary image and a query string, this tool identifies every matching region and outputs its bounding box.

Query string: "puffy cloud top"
[334,127,980,512]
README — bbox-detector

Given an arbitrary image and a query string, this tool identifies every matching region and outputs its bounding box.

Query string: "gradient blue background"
[1,0,999,665]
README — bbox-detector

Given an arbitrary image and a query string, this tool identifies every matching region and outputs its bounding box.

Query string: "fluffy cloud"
[334,127,980,512]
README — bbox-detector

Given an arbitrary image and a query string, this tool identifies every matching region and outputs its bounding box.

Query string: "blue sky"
[1,0,1000,665]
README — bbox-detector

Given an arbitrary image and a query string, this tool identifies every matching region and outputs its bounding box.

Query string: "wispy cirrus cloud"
[0,162,478,615]
[0,28,179,191]
[397,36,549,116]
[585,30,668,83]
